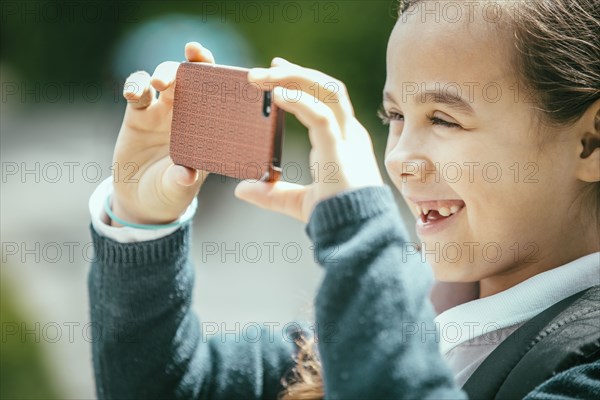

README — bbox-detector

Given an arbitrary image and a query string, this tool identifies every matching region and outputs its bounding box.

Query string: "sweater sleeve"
[88,223,304,400]
[305,185,468,399]
[523,362,600,399]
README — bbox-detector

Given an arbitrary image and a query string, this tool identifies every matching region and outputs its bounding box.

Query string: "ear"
[575,99,600,183]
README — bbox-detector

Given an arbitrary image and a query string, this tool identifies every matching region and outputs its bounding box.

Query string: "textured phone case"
[170,62,284,182]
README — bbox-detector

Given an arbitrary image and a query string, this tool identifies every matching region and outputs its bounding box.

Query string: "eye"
[377,104,404,126]
[428,114,462,129]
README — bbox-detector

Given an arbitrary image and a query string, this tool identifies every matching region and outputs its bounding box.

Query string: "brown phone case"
[169,62,284,182]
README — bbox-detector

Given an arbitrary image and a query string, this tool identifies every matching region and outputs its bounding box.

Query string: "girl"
[88,0,599,398]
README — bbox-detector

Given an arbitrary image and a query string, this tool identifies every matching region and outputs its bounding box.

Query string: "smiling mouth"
[412,200,466,224]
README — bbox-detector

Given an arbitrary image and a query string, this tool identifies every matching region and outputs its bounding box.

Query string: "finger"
[234,179,308,222]
[248,61,354,127]
[162,162,208,201]
[185,41,216,64]
[164,163,199,187]
[123,71,156,110]
[150,61,180,105]
[272,87,342,145]
[271,57,291,67]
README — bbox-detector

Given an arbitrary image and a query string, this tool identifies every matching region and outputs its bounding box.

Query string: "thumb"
[271,57,293,67]
[162,163,203,198]
[234,179,308,222]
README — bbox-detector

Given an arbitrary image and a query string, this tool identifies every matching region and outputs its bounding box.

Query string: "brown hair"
[278,1,600,398]
[508,0,600,233]
[278,336,324,399]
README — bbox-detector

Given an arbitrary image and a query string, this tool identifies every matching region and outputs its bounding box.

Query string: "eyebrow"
[383,89,475,115]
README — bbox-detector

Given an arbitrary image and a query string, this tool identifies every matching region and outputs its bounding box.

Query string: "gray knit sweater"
[88,185,600,399]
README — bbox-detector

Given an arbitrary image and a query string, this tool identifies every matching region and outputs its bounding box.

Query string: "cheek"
[449,160,535,243]
[432,149,506,236]
[384,131,397,157]
[384,133,400,170]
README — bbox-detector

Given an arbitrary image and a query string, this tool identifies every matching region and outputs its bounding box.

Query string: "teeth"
[438,207,451,217]
[413,202,464,220]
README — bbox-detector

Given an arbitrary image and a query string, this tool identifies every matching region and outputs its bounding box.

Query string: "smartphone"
[169,62,285,182]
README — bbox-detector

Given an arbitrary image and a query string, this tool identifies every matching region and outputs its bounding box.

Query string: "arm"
[89,41,309,399]
[305,185,468,399]
[233,59,468,398]
[88,223,302,399]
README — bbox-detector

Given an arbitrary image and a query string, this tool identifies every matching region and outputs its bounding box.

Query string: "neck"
[478,244,599,299]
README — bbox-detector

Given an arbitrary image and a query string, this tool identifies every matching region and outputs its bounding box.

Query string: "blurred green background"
[1,1,407,398]
[1,0,399,136]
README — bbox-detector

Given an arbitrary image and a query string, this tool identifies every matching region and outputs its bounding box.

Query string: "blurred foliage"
[0,273,60,399]
[1,0,399,146]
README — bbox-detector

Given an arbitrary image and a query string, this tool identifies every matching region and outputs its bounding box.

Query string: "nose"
[384,124,435,186]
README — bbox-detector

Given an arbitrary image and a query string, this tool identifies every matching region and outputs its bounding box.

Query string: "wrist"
[89,177,196,243]
[108,195,178,227]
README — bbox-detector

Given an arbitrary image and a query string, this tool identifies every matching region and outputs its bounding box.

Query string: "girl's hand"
[235,58,384,223]
[110,42,215,226]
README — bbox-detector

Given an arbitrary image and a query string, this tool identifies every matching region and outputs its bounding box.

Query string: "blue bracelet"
[104,192,196,230]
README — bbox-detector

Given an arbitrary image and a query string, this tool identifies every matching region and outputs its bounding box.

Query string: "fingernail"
[123,82,142,97]
[181,169,199,186]
[272,57,289,65]
[248,68,269,80]
[233,180,249,199]
[170,165,196,186]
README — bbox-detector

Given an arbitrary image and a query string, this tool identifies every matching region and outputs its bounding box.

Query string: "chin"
[429,260,473,282]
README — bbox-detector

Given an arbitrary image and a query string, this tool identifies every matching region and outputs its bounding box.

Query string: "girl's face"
[382,5,593,296]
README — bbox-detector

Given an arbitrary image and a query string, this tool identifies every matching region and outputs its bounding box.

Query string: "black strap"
[462,285,599,399]
[497,287,600,399]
